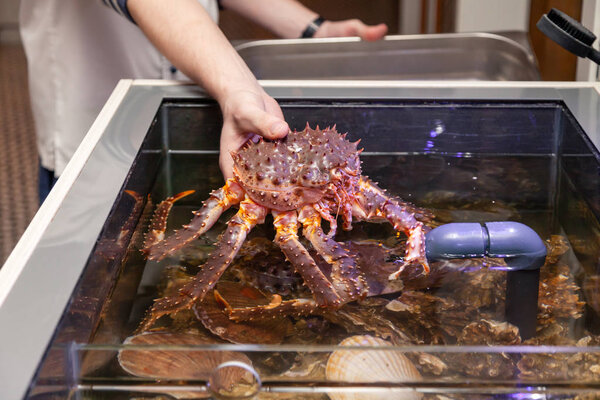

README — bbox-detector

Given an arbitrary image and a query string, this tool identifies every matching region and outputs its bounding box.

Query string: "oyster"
[384,291,477,344]
[518,335,600,382]
[544,235,570,264]
[583,275,600,315]
[445,320,521,380]
[323,304,414,344]
[538,262,585,327]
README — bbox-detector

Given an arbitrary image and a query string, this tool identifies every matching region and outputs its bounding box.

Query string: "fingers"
[315,20,388,42]
[263,94,286,121]
[362,23,388,41]
[219,154,234,180]
[225,91,289,139]
[219,130,239,180]
[267,119,290,139]
[235,106,289,140]
[218,90,290,179]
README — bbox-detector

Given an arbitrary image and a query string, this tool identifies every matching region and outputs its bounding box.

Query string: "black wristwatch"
[301,16,325,38]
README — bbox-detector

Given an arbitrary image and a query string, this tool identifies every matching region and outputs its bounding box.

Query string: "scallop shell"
[326,335,422,400]
[118,331,252,385]
[193,281,292,344]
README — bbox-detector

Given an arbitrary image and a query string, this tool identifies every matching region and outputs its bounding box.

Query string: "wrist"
[300,16,325,38]
[217,86,265,115]
[210,65,264,105]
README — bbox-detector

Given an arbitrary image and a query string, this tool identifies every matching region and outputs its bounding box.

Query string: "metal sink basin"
[235,32,540,81]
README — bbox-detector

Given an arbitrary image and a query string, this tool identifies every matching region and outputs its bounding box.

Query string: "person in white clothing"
[20,0,388,203]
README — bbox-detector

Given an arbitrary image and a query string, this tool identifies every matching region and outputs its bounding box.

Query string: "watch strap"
[301,16,325,38]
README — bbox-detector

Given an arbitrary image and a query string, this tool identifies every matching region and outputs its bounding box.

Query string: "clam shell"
[326,335,422,400]
[118,332,252,383]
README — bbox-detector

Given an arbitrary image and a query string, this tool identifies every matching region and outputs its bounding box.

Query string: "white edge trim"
[0,79,134,308]
[233,32,533,55]
[132,79,600,90]
[258,80,600,89]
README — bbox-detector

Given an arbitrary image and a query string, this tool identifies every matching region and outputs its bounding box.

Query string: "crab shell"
[232,126,361,211]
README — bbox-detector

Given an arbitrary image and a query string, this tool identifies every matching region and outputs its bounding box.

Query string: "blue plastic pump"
[425,222,547,339]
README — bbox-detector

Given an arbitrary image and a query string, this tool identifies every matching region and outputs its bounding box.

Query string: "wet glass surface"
[27,100,600,399]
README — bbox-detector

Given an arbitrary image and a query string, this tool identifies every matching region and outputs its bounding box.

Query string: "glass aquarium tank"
[25,97,600,399]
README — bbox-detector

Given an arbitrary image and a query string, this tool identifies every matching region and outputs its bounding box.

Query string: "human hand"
[314,20,388,41]
[219,89,289,179]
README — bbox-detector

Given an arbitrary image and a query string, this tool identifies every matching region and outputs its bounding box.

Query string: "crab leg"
[221,294,321,321]
[298,205,368,302]
[146,179,245,260]
[353,177,430,278]
[137,197,267,332]
[225,206,370,321]
[273,210,342,307]
[314,200,338,238]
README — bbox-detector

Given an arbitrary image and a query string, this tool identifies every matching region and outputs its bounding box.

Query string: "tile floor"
[0,43,38,265]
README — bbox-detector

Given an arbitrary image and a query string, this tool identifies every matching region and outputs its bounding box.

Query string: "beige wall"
[577,0,600,81]
[455,0,531,32]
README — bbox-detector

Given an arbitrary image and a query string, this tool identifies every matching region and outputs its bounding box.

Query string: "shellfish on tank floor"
[326,335,422,400]
[118,332,257,399]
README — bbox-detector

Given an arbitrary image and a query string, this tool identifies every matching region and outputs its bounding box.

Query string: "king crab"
[138,125,432,331]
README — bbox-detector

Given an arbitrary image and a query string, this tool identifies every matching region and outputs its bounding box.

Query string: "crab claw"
[353,177,430,278]
[388,222,429,280]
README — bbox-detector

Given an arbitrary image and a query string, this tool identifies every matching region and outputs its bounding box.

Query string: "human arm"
[219,0,388,40]
[127,0,289,179]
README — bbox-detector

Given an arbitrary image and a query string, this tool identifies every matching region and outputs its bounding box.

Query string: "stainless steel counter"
[1,80,600,399]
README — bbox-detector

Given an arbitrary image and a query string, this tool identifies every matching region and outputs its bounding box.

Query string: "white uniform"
[19,0,219,176]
